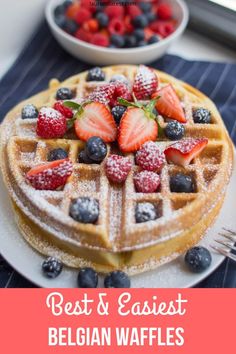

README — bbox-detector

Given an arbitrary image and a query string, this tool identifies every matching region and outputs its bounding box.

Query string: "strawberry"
[26,159,73,190]
[152,84,186,123]
[136,141,165,172]
[133,65,159,100]
[74,102,117,142]
[105,155,132,183]
[134,170,160,193]
[53,101,73,118]
[117,98,159,153]
[164,138,208,167]
[36,107,66,138]
[87,83,115,105]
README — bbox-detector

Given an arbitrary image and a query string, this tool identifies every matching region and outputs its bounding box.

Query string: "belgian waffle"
[0,65,234,274]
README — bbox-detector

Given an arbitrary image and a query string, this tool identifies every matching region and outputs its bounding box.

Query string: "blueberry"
[42,257,63,278]
[86,67,105,81]
[110,34,125,48]
[137,40,147,47]
[78,267,98,288]
[63,19,78,34]
[85,136,107,162]
[170,173,195,193]
[69,197,99,224]
[139,2,152,13]
[185,246,212,273]
[164,121,185,140]
[21,104,38,119]
[193,108,211,124]
[145,12,156,23]
[135,203,158,223]
[54,4,65,17]
[78,150,95,164]
[111,105,127,125]
[110,74,129,86]
[62,0,73,9]
[124,35,137,48]
[148,35,160,44]
[133,29,145,41]
[132,15,148,28]
[104,270,131,288]
[47,148,68,161]
[55,14,67,28]
[56,87,74,100]
[96,12,109,27]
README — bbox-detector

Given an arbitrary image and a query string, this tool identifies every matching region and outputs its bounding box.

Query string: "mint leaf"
[63,101,81,110]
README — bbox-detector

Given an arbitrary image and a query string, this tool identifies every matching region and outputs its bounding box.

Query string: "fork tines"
[211,228,236,262]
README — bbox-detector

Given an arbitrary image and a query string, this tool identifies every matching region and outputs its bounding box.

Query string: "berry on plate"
[47,148,68,161]
[185,246,212,273]
[86,67,105,81]
[136,141,165,171]
[117,97,159,153]
[164,138,208,167]
[164,120,185,140]
[170,173,195,193]
[152,84,186,123]
[21,104,38,119]
[56,87,74,100]
[69,197,99,224]
[105,154,132,183]
[134,170,160,193]
[133,65,158,100]
[36,107,67,138]
[135,202,159,223]
[42,257,63,278]
[77,267,98,288]
[104,270,131,288]
[193,108,211,124]
[85,136,107,163]
[53,101,73,118]
[26,159,73,190]
[73,102,117,142]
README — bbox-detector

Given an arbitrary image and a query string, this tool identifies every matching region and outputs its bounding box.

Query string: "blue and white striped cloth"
[0,21,235,288]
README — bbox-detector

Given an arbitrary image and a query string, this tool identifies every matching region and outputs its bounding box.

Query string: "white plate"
[0,152,235,288]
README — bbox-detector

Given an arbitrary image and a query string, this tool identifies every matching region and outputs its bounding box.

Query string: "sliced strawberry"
[152,84,186,123]
[133,65,159,100]
[74,102,117,142]
[118,107,158,152]
[26,159,73,190]
[164,138,208,167]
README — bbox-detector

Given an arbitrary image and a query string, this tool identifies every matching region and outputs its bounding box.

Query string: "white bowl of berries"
[46,0,189,65]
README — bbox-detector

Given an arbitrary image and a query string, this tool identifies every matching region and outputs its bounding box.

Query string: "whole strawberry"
[26,159,73,190]
[105,155,132,183]
[36,107,67,138]
[133,65,158,100]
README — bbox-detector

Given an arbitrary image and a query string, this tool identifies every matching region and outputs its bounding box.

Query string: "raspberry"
[90,33,109,47]
[83,19,99,33]
[36,107,67,138]
[75,8,92,25]
[80,0,96,13]
[136,141,166,172]
[108,18,125,36]
[127,5,142,19]
[88,83,115,105]
[105,155,132,183]
[157,4,172,20]
[26,159,73,190]
[75,28,92,42]
[144,28,155,41]
[134,170,160,193]
[105,5,124,19]
[150,20,175,38]
[110,82,132,107]
[53,101,73,118]
[133,65,158,100]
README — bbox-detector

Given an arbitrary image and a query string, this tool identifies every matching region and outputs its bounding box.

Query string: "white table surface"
[0,0,235,80]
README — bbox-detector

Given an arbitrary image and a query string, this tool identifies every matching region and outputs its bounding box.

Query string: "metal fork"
[211,228,236,262]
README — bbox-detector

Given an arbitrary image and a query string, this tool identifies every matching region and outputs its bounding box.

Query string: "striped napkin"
[0,21,235,288]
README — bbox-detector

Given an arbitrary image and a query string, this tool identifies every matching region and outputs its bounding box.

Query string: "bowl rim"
[45,0,189,54]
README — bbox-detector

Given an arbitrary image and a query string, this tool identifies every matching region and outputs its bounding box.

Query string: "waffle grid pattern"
[7,66,227,250]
